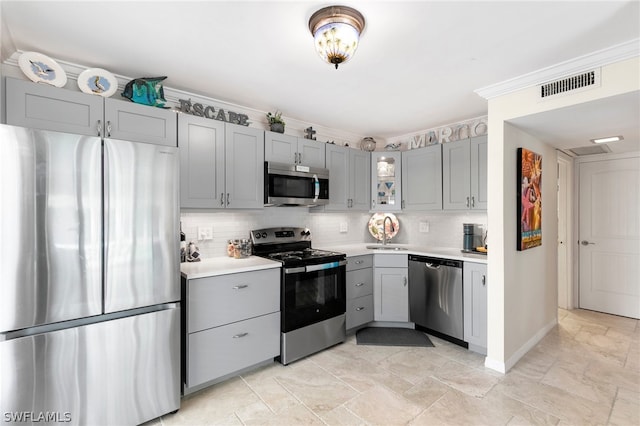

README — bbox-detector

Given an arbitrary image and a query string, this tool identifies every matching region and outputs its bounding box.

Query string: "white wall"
[181,209,486,258]
[485,56,640,373]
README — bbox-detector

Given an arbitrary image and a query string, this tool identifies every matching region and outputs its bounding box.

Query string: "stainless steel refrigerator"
[0,124,180,425]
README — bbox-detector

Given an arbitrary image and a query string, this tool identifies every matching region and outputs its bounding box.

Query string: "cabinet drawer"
[346,255,373,271]
[346,268,373,299]
[187,312,280,388]
[346,295,374,330]
[188,269,280,333]
[374,254,408,268]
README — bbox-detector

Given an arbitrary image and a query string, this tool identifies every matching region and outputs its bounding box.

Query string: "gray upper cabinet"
[6,77,103,136]
[442,135,487,210]
[103,98,177,146]
[401,144,442,210]
[224,123,265,209]
[179,114,225,208]
[179,114,264,209]
[264,131,325,168]
[6,77,177,146]
[325,144,370,211]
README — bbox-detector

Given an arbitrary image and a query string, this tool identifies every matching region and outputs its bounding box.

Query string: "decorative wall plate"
[77,68,118,97]
[18,51,67,87]
[368,213,400,241]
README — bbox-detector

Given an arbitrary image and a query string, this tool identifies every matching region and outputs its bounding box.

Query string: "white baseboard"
[484,318,557,374]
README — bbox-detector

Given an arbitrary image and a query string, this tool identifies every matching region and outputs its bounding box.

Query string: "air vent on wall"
[568,144,611,156]
[539,69,600,99]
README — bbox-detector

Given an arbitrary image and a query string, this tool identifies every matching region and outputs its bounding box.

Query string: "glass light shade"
[313,22,360,69]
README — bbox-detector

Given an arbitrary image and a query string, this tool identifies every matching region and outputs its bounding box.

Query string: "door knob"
[580,240,595,246]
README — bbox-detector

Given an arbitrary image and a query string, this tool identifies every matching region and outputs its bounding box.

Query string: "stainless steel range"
[251,227,346,365]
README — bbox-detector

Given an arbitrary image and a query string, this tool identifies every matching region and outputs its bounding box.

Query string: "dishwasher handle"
[425,262,440,270]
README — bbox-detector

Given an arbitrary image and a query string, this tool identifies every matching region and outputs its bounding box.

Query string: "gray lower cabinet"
[265,131,326,168]
[179,113,264,209]
[442,135,487,210]
[183,268,280,391]
[373,254,409,322]
[401,143,443,210]
[463,262,487,354]
[325,144,370,211]
[346,255,374,329]
[6,77,177,146]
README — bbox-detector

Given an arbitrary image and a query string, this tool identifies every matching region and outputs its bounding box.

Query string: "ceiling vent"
[539,69,600,99]
[568,144,611,157]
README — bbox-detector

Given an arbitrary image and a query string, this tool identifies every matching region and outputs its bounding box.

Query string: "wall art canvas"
[517,148,542,250]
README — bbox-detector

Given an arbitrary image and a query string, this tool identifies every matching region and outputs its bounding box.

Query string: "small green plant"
[266,110,285,125]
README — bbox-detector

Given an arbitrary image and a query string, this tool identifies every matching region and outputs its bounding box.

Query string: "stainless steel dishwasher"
[408,255,465,346]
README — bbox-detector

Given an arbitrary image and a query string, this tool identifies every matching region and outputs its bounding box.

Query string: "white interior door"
[557,157,569,309]
[578,156,640,319]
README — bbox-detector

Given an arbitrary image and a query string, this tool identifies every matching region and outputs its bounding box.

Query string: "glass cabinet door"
[371,151,402,211]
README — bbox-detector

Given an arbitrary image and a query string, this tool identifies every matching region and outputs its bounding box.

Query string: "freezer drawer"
[104,139,180,312]
[0,125,102,332]
[0,307,180,425]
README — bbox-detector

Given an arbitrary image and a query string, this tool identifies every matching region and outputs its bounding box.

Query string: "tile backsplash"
[180,208,487,259]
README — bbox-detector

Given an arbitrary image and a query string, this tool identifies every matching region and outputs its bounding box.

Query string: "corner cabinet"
[401,144,443,210]
[179,113,264,209]
[264,131,326,168]
[373,254,408,322]
[463,262,487,354]
[346,255,374,330]
[371,151,402,212]
[6,77,177,146]
[325,144,370,211]
[442,136,487,210]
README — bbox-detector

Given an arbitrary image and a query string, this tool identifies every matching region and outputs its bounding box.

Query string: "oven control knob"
[261,232,268,238]
[301,229,311,237]
[254,232,261,239]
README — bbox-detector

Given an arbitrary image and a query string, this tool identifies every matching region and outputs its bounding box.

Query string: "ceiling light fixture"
[309,5,365,70]
[591,135,624,144]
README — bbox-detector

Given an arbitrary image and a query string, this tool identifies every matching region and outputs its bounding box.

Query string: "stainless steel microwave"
[264,162,329,206]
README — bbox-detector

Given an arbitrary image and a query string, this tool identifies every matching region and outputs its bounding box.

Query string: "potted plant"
[266,110,285,133]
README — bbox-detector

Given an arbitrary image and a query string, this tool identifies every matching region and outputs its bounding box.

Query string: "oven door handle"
[284,259,346,275]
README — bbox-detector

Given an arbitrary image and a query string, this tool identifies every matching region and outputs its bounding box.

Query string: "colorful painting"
[517,148,542,250]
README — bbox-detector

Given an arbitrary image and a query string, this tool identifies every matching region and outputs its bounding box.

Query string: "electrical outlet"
[339,222,348,233]
[198,226,213,240]
[419,221,430,233]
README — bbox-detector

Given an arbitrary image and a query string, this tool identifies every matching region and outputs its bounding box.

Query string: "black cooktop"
[267,248,345,266]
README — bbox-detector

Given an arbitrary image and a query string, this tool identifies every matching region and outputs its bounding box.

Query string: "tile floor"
[153,309,639,425]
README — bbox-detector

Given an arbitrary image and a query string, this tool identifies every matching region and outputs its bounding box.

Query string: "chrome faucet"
[382,215,394,246]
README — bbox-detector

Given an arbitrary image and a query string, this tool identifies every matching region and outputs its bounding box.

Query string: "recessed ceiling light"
[591,135,624,144]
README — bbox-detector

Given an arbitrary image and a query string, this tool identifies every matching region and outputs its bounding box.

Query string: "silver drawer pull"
[232,332,248,338]
[355,282,365,287]
[355,307,365,311]
[354,260,364,264]
[233,284,249,290]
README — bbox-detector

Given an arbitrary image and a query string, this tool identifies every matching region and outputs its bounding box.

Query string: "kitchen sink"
[365,245,408,251]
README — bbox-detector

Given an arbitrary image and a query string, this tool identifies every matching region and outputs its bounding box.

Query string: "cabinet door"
[470,136,488,210]
[104,98,177,146]
[463,262,487,353]
[298,138,326,168]
[325,144,349,210]
[371,151,402,212]
[225,123,265,209]
[401,144,442,210]
[443,139,471,210]
[374,267,408,321]
[350,150,371,211]
[264,131,297,164]
[6,77,103,136]
[178,114,225,208]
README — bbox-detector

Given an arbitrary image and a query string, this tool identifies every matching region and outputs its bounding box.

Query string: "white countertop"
[181,256,282,279]
[318,243,488,264]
